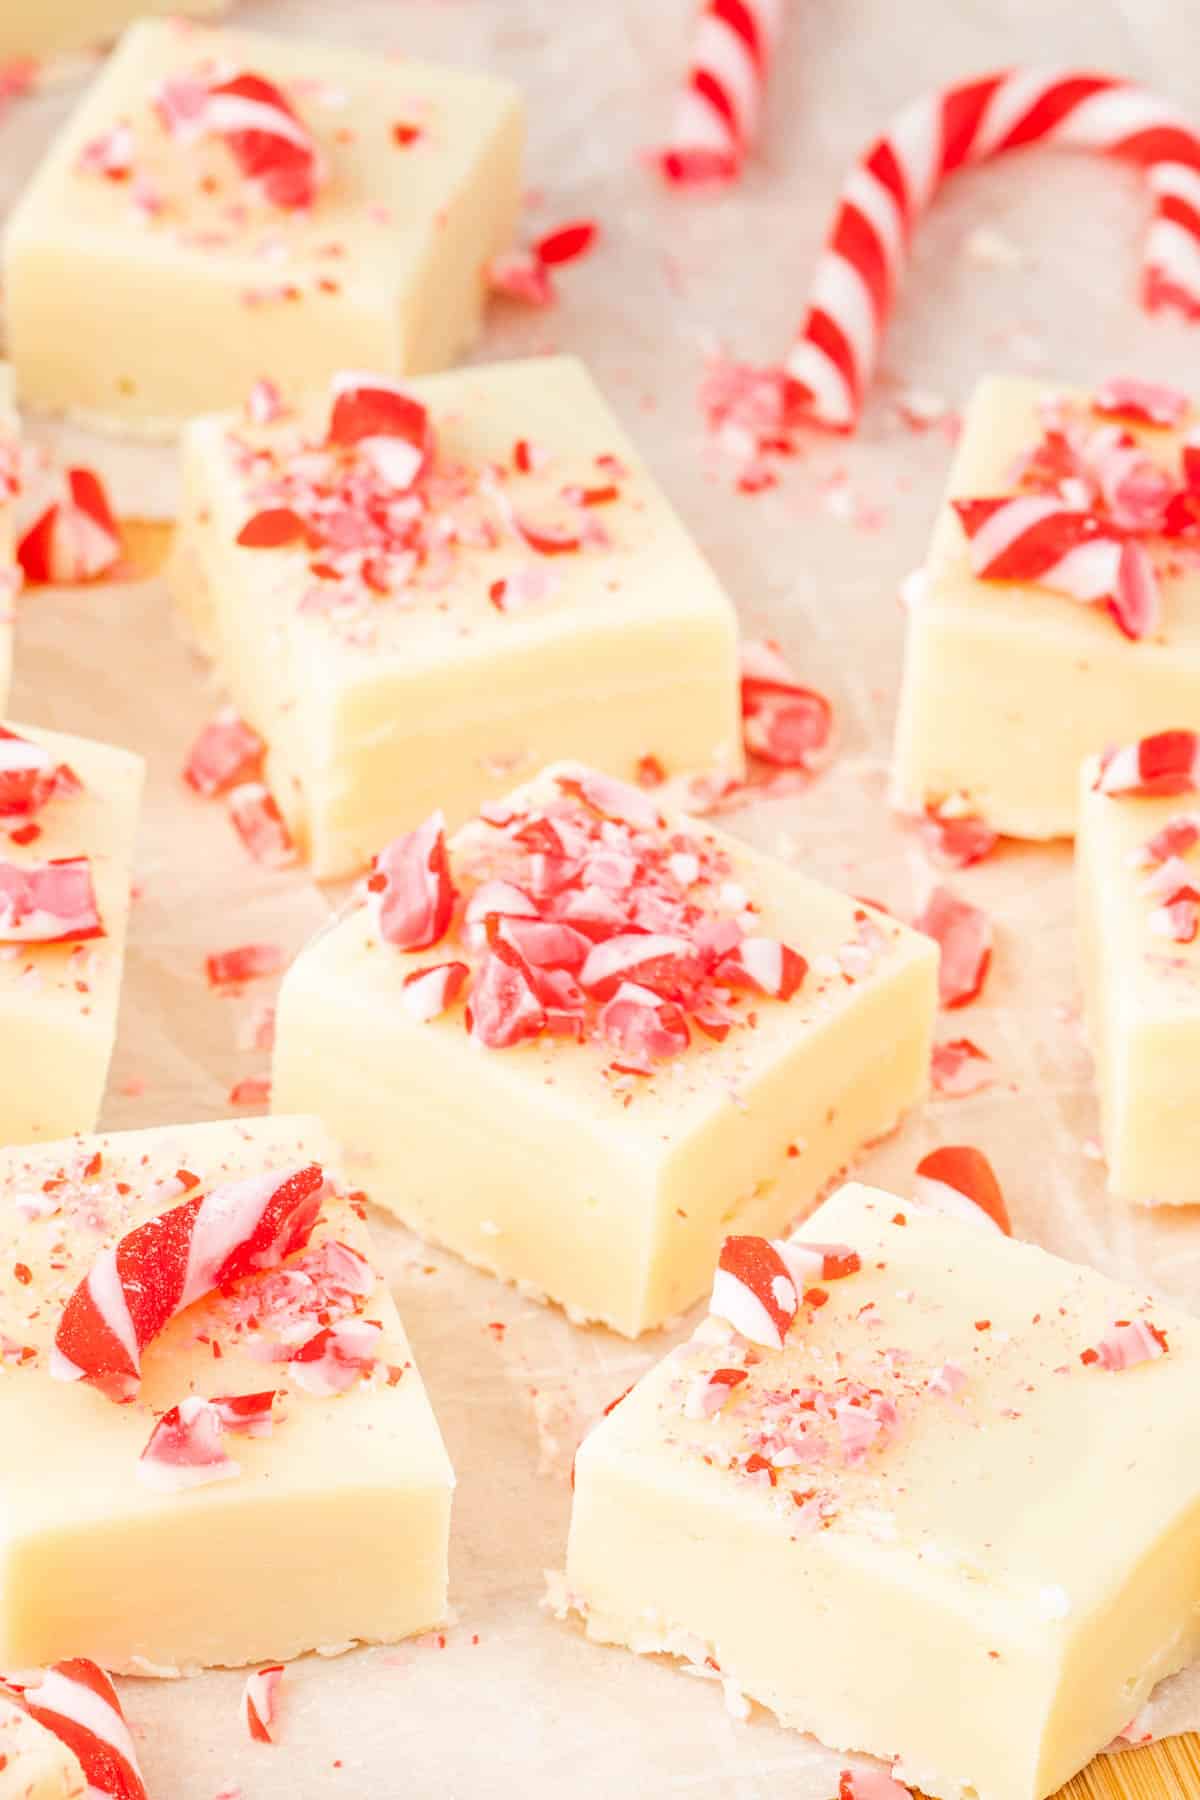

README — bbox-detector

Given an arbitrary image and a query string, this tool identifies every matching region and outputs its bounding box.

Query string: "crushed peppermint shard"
[18,1659,148,1800]
[952,497,1161,641]
[1096,730,1200,798]
[739,639,833,769]
[838,1768,913,1800]
[16,458,120,585]
[1093,378,1190,428]
[183,709,265,797]
[915,801,998,871]
[138,1396,241,1492]
[709,1235,799,1348]
[682,1365,748,1420]
[242,1664,285,1745]
[0,856,104,944]
[1150,883,1200,943]
[51,1165,325,1401]
[328,373,434,490]
[655,0,784,186]
[914,885,992,1008]
[206,942,284,988]
[487,219,599,307]
[0,725,81,821]
[228,782,296,868]
[930,1037,994,1097]
[914,1145,1012,1235]
[159,70,323,210]
[784,71,1200,434]
[401,959,470,1022]
[288,1318,382,1395]
[1081,1318,1168,1371]
[367,812,457,950]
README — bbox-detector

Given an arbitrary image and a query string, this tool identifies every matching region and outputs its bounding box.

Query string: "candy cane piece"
[914,884,993,1008]
[205,74,321,210]
[20,1660,147,1800]
[709,1234,798,1346]
[682,1366,748,1419]
[367,813,457,951]
[786,70,1200,432]
[0,726,81,819]
[183,709,265,797]
[657,0,783,185]
[17,463,120,585]
[1081,1318,1168,1370]
[138,1396,241,1492]
[914,1145,1011,1235]
[0,857,104,944]
[241,1664,285,1745]
[51,1164,325,1400]
[1095,729,1200,797]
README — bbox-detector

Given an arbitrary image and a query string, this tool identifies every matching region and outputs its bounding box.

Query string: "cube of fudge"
[0,1113,454,1671]
[565,1182,1200,1800]
[1077,730,1200,1204]
[0,720,142,1146]
[271,764,937,1335]
[170,358,742,877]
[0,1693,85,1800]
[892,375,1200,839]
[0,368,18,715]
[0,0,222,62]
[5,19,523,434]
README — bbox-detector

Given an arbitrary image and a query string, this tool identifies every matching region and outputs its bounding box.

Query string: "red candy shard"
[682,1365,749,1420]
[289,1317,382,1395]
[930,1037,994,1097]
[368,813,457,950]
[206,72,320,209]
[211,1389,277,1436]
[715,935,807,1001]
[0,855,104,943]
[205,941,284,988]
[915,806,998,871]
[534,219,599,267]
[1093,378,1189,428]
[138,1396,240,1492]
[914,885,992,1009]
[1081,1318,1168,1371]
[709,1235,798,1348]
[327,374,434,490]
[228,782,296,867]
[739,638,833,768]
[0,725,81,820]
[1096,730,1200,798]
[51,1164,325,1401]
[598,981,690,1065]
[1150,884,1200,944]
[17,463,120,585]
[555,767,662,831]
[777,1241,862,1285]
[914,1145,1011,1235]
[236,506,308,548]
[467,950,547,1048]
[20,1659,148,1800]
[400,959,470,1022]
[242,1664,285,1745]
[183,710,265,797]
[579,930,699,1000]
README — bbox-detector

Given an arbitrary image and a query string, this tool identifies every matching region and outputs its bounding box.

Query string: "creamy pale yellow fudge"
[0,721,142,1148]
[0,1113,454,1672]
[0,1694,85,1800]
[1077,730,1200,1205]
[170,358,743,878]
[0,0,223,62]
[272,764,937,1335]
[892,375,1200,839]
[0,369,19,715]
[4,19,523,434]
[564,1181,1200,1800]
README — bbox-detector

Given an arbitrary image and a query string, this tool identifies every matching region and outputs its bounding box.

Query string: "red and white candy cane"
[708,1234,798,1347]
[1095,728,1200,797]
[657,0,784,186]
[787,70,1200,431]
[914,1145,1012,1235]
[51,1164,325,1400]
[952,497,1159,640]
[0,856,104,944]
[19,1659,147,1800]
[17,458,120,585]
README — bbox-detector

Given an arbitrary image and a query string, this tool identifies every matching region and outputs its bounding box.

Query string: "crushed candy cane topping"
[16,1659,148,1800]
[914,1146,1011,1235]
[0,856,104,945]
[1097,734,1200,946]
[1080,1319,1168,1371]
[153,69,323,209]
[366,769,821,1072]
[138,1396,241,1492]
[0,726,82,821]
[242,1664,285,1745]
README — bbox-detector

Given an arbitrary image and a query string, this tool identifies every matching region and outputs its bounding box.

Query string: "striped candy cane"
[51,1165,325,1400]
[657,0,784,185]
[19,1659,147,1800]
[952,495,1160,638]
[787,70,1200,431]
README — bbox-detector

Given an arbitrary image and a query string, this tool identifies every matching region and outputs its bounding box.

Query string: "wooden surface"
[1065,1737,1200,1797]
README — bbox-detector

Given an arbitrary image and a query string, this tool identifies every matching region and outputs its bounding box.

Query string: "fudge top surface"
[182,355,737,669]
[0,720,143,1024]
[578,1182,1200,1630]
[925,375,1200,649]
[8,17,522,285]
[0,1114,453,1526]
[289,762,936,1138]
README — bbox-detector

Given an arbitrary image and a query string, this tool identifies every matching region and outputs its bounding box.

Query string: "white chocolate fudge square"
[4,20,523,434]
[0,1114,454,1672]
[170,358,743,879]
[271,765,937,1335]
[891,375,1200,839]
[0,721,142,1147]
[0,0,223,62]
[0,369,19,715]
[0,1695,84,1800]
[565,1182,1200,1800]
[1077,732,1200,1205]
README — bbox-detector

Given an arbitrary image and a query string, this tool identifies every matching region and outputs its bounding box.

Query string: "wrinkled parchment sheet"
[4,1,1200,1794]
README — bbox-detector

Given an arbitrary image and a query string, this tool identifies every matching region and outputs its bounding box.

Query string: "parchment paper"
[4,2,1200,1794]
